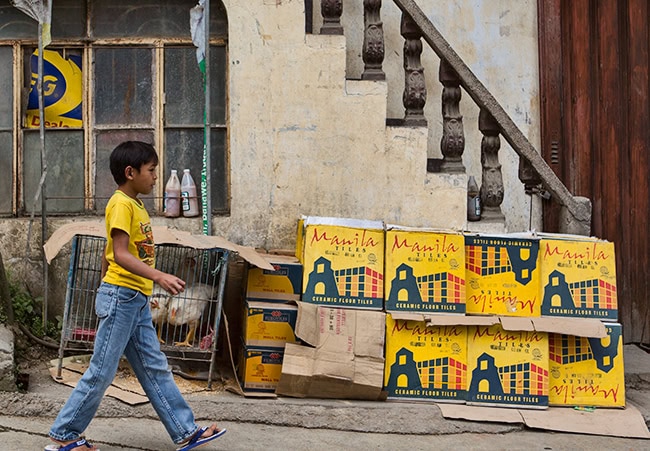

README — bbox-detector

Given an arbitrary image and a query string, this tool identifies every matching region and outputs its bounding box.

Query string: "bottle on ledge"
[467,175,481,222]
[181,168,199,217]
[163,169,181,218]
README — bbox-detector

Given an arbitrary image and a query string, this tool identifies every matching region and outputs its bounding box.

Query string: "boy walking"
[47,141,225,451]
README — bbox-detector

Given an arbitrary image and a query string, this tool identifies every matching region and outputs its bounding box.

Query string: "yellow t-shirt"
[103,190,155,295]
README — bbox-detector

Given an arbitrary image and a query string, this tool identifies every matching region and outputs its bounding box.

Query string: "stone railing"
[314,0,591,235]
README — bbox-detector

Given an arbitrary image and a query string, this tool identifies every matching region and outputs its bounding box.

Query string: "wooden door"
[538,0,650,345]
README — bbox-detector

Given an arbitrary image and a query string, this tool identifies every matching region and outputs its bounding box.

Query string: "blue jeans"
[49,282,200,444]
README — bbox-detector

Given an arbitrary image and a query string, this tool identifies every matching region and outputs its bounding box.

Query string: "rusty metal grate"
[57,234,230,388]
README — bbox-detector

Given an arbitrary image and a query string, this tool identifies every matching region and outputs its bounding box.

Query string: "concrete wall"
[0,0,542,312]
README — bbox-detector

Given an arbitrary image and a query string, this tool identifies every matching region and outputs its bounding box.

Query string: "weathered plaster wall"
[315,0,543,233]
[214,0,465,248]
[1,0,542,311]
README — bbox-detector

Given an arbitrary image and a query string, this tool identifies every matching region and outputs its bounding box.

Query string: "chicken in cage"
[57,234,229,387]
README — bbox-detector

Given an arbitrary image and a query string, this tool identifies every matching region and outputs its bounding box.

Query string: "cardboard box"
[238,346,284,394]
[384,226,465,314]
[243,300,298,349]
[467,323,549,409]
[465,233,541,317]
[276,302,386,400]
[539,235,618,320]
[384,314,467,402]
[548,323,625,407]
[299,216,385,310]
[246,254,303,302]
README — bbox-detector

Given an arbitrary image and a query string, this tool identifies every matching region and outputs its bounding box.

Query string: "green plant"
[7,279,61,342]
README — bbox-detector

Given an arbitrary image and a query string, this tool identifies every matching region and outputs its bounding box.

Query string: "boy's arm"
[111,229,185,295]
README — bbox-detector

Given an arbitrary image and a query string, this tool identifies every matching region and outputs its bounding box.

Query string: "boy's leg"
[123,299,199,445]
[49,284,142,442]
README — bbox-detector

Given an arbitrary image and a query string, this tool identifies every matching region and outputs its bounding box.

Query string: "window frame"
[0,2,229,217]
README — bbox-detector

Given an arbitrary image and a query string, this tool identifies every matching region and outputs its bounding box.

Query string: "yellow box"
[243,300,298,349]
[465,234,541,317]
[300,217,385,310]
[385,227,465,314]
[238,347,284,393]
[467,324,549,408]
[246,255,303,302]
[540,235,618,320]
[384,314,467,402]
[548,323,625,407]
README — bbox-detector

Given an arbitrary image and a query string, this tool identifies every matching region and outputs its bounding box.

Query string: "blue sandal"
[44,438,99,451]
[177,425,226,451]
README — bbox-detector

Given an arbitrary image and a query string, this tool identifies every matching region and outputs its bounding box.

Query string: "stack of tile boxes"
[384,228,622,409]
[239,254,302,394]
[284,217,388,399]
[463,233,550,408]
[291,216,622,409]
[383,226,469,403]
[538,234,624,408]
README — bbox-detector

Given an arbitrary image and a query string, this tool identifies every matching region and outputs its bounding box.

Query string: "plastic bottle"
[164,170,181,218]
[467,175,481,221]
[181,169,199,217]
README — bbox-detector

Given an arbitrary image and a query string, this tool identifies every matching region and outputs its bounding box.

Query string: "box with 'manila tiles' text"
[298,216,385,310]
[384,313,468,402]
[467,323,549,408]
[384,226,465,314]
[465,233,541,317]
[548,322,625,407]
[539,234,618,321]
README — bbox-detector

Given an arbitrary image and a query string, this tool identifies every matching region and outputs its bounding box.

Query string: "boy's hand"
[156,273,186,295]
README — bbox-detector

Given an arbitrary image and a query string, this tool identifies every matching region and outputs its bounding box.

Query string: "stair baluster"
[519,159,543,196]
[400,14,427,126]
[439,60,466,173]
[321,0,344,35]
[479,109,505,221]
[362,0,386,81]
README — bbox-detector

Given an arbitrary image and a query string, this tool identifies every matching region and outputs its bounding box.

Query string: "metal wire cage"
[56,234,230,388]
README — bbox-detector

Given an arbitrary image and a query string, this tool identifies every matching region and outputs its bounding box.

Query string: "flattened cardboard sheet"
[43,221,274,270]
[439,403,650,439]
[49,367,148,406]
[295,301,385,358]
[520,404,650,439]
[276,343,384,400]
[389,313,606,338]
[277,303,386,400]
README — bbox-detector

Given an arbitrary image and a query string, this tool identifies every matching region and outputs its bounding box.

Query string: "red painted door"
[538,0,650,344]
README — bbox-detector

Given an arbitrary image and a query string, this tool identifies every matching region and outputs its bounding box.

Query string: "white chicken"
[167,283,213,347]
[149,284,171,343]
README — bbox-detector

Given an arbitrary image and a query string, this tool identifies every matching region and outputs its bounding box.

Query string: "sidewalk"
[0,345,647,449]
[0,415,647,451]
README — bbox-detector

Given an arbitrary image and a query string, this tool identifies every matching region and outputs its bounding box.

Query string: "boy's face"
[127,161,158,195]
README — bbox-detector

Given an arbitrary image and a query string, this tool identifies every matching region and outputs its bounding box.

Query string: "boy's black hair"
[109,141,159,185]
